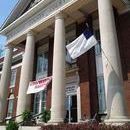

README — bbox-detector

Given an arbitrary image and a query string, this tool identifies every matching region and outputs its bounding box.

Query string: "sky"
[0,0,19,48]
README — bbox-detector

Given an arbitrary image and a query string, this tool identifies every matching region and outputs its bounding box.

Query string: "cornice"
[0,0,53,35]
[0,0,78,44]
[0,0,31,30]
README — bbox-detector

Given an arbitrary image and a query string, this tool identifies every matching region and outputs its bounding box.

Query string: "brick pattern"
[76,21,99,119]
[3,10,130,120]
[5,66,21,118]
[118,11,130,116]
[88,49,99,118]
[46,38,54,110]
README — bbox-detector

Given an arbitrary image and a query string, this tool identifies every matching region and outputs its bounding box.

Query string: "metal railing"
[3,112,43,126]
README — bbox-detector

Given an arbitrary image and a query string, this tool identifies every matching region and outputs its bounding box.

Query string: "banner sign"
[65,84,77,95]
[27,76,52,94]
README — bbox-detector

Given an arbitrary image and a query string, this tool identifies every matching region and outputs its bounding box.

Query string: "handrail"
[3,112,43,126]
[4,114,22,121]
[18,112,43,125]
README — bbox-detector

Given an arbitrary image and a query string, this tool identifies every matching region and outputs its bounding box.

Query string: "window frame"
[93,27,107,114]
[10,69,17,88]
[7,94,14,118]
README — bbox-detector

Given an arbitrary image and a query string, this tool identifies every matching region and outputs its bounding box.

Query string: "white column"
[0,45,13,121]
[98,0,129,122]
[16,31,35,121]
[49,12,66,123]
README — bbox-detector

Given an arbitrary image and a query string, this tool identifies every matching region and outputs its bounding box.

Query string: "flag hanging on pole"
[66,28,98,59]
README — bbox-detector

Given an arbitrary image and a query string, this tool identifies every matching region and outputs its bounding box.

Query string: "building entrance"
[65,94,77,122]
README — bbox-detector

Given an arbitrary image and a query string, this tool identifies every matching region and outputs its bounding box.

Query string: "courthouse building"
[0,0,130,124]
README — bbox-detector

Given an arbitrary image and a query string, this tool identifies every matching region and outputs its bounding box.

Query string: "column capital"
[27,30,35,37]
[55,12,64,20]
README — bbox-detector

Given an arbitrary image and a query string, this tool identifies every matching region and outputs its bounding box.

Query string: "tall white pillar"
[98,0,129,122]
[0,45,13,121]
[16,31,35,121]
[49,13,66,123]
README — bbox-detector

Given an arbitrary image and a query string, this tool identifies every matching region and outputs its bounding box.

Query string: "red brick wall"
[5,66,21,118]
[13,67,21,116]
[46,37,54,110]
[77,53,91,118]
[118,11,130,116]
[76,21,99,119]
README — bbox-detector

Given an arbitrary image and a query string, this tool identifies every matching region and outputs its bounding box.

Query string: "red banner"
[27,76,52,94]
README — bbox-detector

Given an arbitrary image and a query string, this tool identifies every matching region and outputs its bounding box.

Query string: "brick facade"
[6,66,21,118]
[1,10,130,121]
[118,11,130,116]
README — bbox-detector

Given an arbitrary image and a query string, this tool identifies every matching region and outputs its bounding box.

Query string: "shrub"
[22,110,32,122]
[41,109,51,123]
[6,120,19,130]
[41,123,130,130]
[22,110,32,126]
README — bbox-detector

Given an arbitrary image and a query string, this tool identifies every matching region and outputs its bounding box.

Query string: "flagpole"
[101,48,118,77]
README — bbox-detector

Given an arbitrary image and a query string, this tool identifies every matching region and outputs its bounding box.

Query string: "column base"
[104,116,130,125]
[48,118,64,124]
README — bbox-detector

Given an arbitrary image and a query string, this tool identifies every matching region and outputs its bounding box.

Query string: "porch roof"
[0,0,129,45]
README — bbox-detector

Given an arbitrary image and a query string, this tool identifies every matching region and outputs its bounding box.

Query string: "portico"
[0,0,130,123]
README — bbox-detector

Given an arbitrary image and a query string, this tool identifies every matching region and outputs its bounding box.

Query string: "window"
[34,45,48,114]
[94,29,106,113]
[97,76,106,113]
[65,95,77,122]
[33,91,47,114]
[10,69,17,87]
[0,47,5,58]
[36,52,48,79]
[7,94,14,118]
[95,30,101,56]
[33,93,40,114]
[65,24,77,69]
[41,90,46,111]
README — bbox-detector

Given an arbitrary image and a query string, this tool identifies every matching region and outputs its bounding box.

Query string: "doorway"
[65,95,77,122]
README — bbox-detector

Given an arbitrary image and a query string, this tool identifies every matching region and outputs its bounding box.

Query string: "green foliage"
[41,109,51,123]
[22,110,32,122]
[6,120,19,130]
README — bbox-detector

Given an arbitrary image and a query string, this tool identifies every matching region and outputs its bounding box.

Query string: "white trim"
[1,0,53,34]
[0,52,23,67]
[2,0,81,44]
[8,94,15,100]
[9,69,17,88]
[77,86,81,122]
[13,52,23,59]
[11,63,22,70]
[9,85,15,88]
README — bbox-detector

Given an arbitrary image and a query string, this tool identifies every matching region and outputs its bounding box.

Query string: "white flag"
[66,29,98,59]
